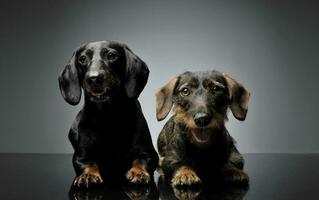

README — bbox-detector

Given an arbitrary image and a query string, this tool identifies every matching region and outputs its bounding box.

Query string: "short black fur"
[59,41,158,188]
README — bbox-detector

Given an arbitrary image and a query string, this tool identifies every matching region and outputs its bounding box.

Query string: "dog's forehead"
[83,41,122,52]
[206,71,226,84]
[178,72,199,88]
[178,71,226,88]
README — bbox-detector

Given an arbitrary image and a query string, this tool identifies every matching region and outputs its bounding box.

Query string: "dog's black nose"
[87,75,104,87]
[194,113,211,127]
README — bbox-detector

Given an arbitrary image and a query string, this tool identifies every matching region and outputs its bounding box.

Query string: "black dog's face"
[76,41,125,102]
[59,41,149,105]
[156,70,250,145]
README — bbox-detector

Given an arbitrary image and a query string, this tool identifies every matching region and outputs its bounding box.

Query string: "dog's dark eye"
[78,55,88,64]
[180,88,190,96]
[107,52,118,60]
[212,85,223,93]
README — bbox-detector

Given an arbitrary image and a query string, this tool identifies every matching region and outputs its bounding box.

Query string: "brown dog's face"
[156,71,250,145]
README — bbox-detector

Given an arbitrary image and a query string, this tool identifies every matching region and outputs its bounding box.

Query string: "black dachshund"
[156,71,251,187]
[58,41,158,188]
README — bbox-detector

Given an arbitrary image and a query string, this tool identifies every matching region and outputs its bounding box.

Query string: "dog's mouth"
[88,88,111,102]
[190,128,211,144]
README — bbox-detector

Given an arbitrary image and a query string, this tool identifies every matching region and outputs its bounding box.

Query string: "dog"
[155,70,251,187]
[58,41,158,188]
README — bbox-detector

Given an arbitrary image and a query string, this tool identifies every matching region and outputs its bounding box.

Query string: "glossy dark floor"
[0,154,318,200]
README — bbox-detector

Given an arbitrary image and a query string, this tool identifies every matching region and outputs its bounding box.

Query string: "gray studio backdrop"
[0,0,318,154]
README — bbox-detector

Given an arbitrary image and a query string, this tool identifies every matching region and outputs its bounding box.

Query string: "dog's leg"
[73,164,103,188]
[161,152,202,187]
[158,123,202,187]
[126,159,150,184]
[126,102,159,184]
[72,149,103,188]
[159,127,201,186]
[222,163,249,185]
[229,139,245,170]
[70,135,103,188]
[222,143,249,185]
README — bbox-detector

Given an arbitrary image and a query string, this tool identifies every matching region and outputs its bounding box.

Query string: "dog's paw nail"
[73,180,77,186]
[74,173,103,188]
[96,176,103,183]
[126,168,150,184]
[172,167,202,187]
[224,169,249,185]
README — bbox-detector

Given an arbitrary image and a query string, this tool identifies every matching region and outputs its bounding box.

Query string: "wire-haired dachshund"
[156,71,251,187]
[58,41,158,188]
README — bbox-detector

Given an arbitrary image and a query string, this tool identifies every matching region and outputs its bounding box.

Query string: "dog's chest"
[78,115,134,148]
[185,140,229,167]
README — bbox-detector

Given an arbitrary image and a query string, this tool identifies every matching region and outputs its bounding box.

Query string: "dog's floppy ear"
[58,51,81,105]
[223,74,251,121]
[123,45,149,99]
[155,77,179,121]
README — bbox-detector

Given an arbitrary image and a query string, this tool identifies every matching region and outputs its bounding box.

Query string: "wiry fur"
[156,71,250,186]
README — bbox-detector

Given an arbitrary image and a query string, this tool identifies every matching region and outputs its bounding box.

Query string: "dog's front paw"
[126,167,150,184]
[224,168,249,185]
[171,167,202,187]
[74,166,103,188]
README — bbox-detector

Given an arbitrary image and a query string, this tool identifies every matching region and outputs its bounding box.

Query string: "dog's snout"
[86,72,105,87]
[87,75,103,86]
[194,113,211,127]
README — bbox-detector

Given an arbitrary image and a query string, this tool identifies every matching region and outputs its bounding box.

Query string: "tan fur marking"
[83,166,102,177]
[223,73,251,120]
[159,156,164,167]
[174,106,198,128]
[126,159,150,184]
[73,165,103,188]
[171,166,202,186]
[174,106,225,129]
[156,77,179,121]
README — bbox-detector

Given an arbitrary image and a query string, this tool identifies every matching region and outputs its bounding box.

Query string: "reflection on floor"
[2,154,319,199]
[69,182,159,200]
[69,176,248,200]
